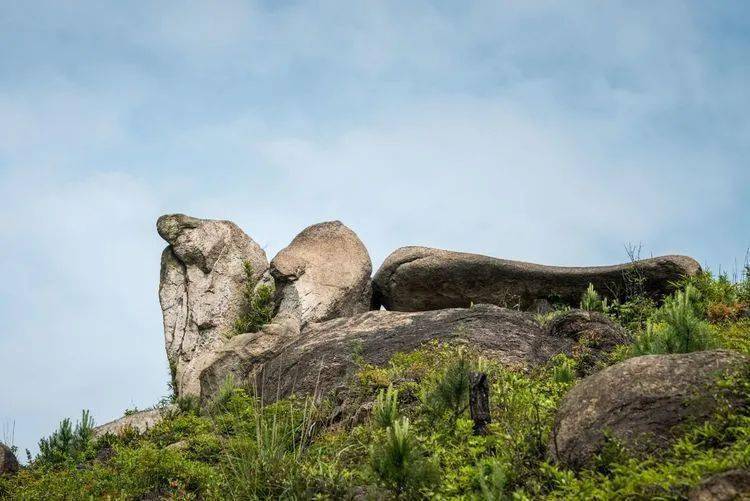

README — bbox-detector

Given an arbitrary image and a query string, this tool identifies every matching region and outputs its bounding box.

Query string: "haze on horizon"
[1,1,749,454]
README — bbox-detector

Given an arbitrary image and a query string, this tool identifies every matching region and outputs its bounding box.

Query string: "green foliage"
[422,348,472,421]
[631,285,715,355]
[370,417,438,496]
[232,261,275,336]
[37,410,94,465]
[580,283,609,313]
[7,295,750,501]
[373,384,399,429]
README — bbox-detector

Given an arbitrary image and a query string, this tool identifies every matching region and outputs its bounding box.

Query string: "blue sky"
[1,1,749,454]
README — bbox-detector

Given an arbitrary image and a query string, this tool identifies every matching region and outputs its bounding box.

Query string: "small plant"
[423,348,472,421]
[580,283,609,313]
[37,410,94,465]
[631,285,715,355]
[549,354,576,384]
[373,385,399,429]
[371,418,438,495]
[233,261,275,336]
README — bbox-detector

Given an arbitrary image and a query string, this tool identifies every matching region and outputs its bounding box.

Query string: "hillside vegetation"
[2,267,750,500]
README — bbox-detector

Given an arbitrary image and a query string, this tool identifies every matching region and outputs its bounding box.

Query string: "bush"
[371,418,438,496]
[233,261,275,336]
[37,410,94,465]
[423,348,472,421]
[631,285,715,355]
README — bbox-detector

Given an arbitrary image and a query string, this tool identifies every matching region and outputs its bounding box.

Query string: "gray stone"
[236,305,572,401]
[549,350,748,469]
[271,221,372,327]
[157,213,269,397]
[93,407,174,438]
[373,246,701,311]
[0,443,19,475]
[689,470,750,501]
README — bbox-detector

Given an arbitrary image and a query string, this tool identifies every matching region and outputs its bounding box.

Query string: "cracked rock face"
[157,214,269,397]
[549,350,748,470]
[270,221,372,327]
[373,246,701,311]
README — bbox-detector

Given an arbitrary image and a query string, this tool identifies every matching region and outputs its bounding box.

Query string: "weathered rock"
[0,443,19,475]
[373,246,701,311]
[93,407,173,438]
[549,350,748,469]
[547,310,631,375]
[270,221,372,327]
[243,305,571,401]
[157,213,269,397]
[197,316,300,403]
[689,470,750,501]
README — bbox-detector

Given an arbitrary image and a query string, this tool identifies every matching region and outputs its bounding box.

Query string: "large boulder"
[0,443,19,475]
[549,350,748,469]
[547,310,631,375]
[373,246,701,311]
[198,304,626,403]
[93,407,173,438]
[689,470,750,501]
[270,221,372,327]
[157,214,269,397]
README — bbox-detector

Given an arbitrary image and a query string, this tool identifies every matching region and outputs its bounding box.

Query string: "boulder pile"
[150,214,702,405]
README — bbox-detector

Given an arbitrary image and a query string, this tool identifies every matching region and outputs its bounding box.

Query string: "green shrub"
[631,285,715,355]
[37,410,94,465]
[373,384,399,429]
[580,283,609,313]
[423,348,472,421]
[371,418,438,496]
[232,261,275,336]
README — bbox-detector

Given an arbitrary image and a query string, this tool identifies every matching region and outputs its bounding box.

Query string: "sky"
[1,0,749,455]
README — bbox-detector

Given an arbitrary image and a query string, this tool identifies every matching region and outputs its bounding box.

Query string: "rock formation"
[0,443,19,475]
[372,246,701,311]
[271,221,372,327]
[197,305,629,403]
[157,214,269,397]
[93,407,173,438]
[549,350,748,469]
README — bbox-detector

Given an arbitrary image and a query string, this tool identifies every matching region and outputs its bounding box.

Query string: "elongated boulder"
[157,214,269,397]
[0,443,19,475]
[373,246,701,311]
[549,350,748,469]
[270,221,372,327]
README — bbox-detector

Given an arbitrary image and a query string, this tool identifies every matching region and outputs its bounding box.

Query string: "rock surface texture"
[157,214,269,397]
[688,470,750,501]
[198,304,628,402]
[0,443,19,475]
[549,350,748,469]
[270,221,372,327]
[546,310,632,375]
[373,246,701,311]
[93,408,173,438]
